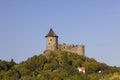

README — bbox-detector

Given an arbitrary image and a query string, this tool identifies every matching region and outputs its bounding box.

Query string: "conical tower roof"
[45,28,58,37]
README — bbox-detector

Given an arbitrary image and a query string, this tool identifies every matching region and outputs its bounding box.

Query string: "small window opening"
[50,39,52,41]
[48,43,50,45]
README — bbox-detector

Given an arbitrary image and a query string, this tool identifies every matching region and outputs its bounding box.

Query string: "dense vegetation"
[0,50,120,80]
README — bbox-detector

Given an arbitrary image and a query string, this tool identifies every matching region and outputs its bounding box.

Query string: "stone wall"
[46,37,58,50]
[58,43,85,56]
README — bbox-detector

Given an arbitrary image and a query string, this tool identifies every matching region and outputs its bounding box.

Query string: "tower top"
[45,28,58,37]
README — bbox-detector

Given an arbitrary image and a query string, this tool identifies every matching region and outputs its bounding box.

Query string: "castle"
[45,28,85,56]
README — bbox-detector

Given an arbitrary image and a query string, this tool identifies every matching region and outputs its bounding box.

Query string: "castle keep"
[45,28,85,56]
[45,28,58,50]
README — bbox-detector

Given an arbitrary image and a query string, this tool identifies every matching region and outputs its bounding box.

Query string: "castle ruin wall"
[58,43,85,56]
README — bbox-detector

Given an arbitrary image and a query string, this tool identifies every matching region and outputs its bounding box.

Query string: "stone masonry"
[58,43,84,56]
[45,28,85,56]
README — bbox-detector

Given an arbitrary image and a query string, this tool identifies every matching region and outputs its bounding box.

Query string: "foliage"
[99,72,120,80]
[0,50,120,80]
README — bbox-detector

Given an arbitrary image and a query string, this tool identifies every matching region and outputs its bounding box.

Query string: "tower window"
[50,39,52,41]
[48,43,50,45]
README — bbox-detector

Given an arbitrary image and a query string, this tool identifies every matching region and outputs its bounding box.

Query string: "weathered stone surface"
[58,43,85,56]
[45,28,85,56]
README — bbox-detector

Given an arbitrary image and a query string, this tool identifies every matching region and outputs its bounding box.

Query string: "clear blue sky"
[0,0,120,66]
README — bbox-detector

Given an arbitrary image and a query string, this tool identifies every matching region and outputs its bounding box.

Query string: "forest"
[0,50,120,80]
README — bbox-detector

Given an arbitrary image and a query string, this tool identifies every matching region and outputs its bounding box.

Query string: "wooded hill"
[0,50,120,80]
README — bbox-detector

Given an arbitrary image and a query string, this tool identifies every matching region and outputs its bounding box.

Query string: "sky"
[0,0,120,66]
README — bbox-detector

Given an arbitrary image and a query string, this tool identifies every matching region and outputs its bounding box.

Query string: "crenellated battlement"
[58,43,85,56]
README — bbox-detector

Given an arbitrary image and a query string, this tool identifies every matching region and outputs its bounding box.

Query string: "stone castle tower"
[45,28,85,56]
[45,28,58,50]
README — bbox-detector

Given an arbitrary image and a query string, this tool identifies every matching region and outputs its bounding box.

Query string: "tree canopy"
[0,50,120,80]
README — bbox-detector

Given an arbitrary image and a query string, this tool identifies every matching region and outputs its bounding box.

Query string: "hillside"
[0,50,120,80]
